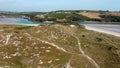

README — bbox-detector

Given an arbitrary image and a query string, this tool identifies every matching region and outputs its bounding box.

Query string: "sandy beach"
[83,24,120,37]
[15,24,40,26]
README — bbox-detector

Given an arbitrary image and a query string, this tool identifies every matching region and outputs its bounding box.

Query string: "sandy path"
[25,28,100,68]
[69,29,100,68]
[75,37,100,68]
[25,33,71,54]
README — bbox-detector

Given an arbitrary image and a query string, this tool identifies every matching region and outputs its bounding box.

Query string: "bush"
[100,15,120,22]
[15,26,33,30]
[31,17,45,22]
[66,13,90,21]
[82,35,85,37]
[47,13,69,19]
[90,18,102,22]
[96,37,103,42]
[108,47,112,50]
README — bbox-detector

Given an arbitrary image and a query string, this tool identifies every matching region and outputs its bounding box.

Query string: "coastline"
[0,23,40,26]
[84,24,120,37]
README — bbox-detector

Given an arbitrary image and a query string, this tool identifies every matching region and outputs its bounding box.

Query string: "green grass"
[76,27,120,68]
[47,13,69,19]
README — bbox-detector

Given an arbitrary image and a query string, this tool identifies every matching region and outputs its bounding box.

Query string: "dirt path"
[25,33,71,54]
[25,32,100,68]
[65,55,73,68]
[75,36,100,68]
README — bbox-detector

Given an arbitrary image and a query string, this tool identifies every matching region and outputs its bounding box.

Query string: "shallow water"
[0,18,52,24]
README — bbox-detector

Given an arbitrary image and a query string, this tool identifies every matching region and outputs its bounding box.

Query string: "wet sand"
[83,24,120,37]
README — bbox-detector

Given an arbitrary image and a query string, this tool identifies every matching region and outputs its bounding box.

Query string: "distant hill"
[0,10,120,22]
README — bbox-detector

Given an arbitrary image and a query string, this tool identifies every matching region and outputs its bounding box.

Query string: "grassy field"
[47,13,69,19]
[0,24,120,68]
[78,12,101,19]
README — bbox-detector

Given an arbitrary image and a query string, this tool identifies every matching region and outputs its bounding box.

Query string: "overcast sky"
[0,0,120,12]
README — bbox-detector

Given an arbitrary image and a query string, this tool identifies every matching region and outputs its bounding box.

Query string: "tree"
[66,13,90,21]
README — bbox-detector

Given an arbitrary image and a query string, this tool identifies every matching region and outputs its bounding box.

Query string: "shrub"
[82,35,85,37]
[15,26,33,30]
[96,37,103,42]
[100,15,120,22]
[47,13,69,19]
[108,47,112,50]
[66,13,90,21]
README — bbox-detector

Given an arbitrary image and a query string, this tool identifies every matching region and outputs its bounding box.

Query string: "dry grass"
[110,12,120,16]
[78,12,101,19]
[0,24,120,68]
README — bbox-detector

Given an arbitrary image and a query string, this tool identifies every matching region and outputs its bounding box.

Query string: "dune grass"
[0,24,120,68]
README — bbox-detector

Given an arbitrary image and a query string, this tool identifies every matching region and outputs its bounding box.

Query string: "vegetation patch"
[47,13,69,19]
[14,26,33,30]
[100,15,120,22]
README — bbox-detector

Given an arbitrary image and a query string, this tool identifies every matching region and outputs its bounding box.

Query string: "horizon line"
[0,9,120,12]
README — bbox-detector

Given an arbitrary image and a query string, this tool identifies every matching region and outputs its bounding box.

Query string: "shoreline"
[83,24,120,37]
[0,23,40,26]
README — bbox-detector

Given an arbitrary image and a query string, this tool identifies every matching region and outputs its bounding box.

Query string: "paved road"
[83,24,120,37]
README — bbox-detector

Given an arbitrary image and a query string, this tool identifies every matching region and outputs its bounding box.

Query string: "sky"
[0,0,120,12]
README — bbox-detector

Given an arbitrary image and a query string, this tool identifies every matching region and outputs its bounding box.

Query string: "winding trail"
[25,32,100,68]
[69,28,100,68]
[65,55,73,68]
[66,60,72,68]
[75,36,100,68]
[25,33,71,54]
